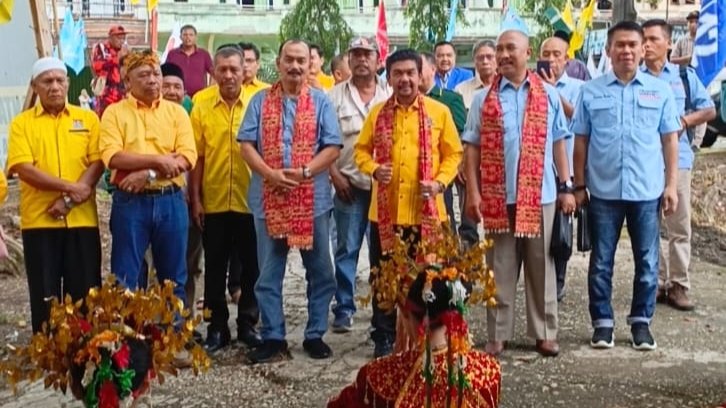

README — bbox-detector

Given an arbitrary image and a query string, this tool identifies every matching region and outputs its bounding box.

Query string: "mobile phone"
[536,60,551,76]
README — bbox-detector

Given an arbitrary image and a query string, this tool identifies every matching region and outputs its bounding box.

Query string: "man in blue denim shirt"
[572,22,681,351]
[641,19,716,311]
[239,39,342,364]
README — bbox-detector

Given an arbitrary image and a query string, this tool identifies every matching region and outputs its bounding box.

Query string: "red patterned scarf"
[479,73,548,237]
[374,94,440,253]
[261,82,316,249]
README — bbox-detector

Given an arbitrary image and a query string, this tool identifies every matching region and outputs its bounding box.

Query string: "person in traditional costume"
[462,23,575,357]
[354,49,463,358]
[238,39,342,363]
[328,269,501,408]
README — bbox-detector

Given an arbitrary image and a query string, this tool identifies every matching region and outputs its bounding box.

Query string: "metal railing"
[46,0,146,20]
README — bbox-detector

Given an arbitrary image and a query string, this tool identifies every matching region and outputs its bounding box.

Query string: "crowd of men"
[6,12,717,365]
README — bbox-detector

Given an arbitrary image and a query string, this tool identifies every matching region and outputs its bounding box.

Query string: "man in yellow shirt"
[7,57,104,333]
[309,44,335,91]
[192,42,270,105]
[99,50,197,303]
[189,46,261,352]
[354,49,463,357]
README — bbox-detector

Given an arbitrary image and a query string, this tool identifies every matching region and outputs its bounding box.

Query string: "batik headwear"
[124,49,160,73]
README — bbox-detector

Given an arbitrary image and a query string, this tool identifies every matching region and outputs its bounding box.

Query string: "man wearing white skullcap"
[7,56,104,333]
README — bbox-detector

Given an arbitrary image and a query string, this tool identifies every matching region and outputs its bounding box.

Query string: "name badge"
[69,119,89,132]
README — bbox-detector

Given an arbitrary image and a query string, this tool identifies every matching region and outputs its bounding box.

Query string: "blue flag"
[500,4,529,37]
[56,9,87,74]
[693,0,726,88]
[445,0,458,41]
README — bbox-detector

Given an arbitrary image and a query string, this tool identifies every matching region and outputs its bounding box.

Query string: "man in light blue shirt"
[572,22,681,352]
[538,35,585,302]
[238,39,342,364]
[433,41,474,90]
[462,30,575,358]
[641,19,716,312]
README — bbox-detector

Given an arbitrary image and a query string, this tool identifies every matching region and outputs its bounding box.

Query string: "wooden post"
[50,0,62,60]
[24,0,55,110]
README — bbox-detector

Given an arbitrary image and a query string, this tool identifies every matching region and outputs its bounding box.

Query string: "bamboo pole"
[50,0,62,59]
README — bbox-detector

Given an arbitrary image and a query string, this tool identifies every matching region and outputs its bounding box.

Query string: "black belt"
[137,185,181,195]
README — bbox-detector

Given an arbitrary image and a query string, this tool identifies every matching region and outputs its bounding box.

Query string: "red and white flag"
[376,1,389,65]
[160,22,182,63]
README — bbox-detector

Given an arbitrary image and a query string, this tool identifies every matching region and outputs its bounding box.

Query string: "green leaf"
[403,0,468,51]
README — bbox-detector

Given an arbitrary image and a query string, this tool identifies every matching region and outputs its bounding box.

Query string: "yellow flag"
[0,0,15,25]
[130,0,156,12]
[562,0,574,32]
[569,0,596,58]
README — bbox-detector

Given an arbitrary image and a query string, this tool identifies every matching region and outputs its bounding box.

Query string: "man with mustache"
[463,28,574,358]
[572,21,681,351]
[193,42,270,105]
[455,40,498,111]
[99,50,198,304]
[327,37,391,334]
[355,49,463,358]
[238,39,342,363]
[640,19,715,311]
[189,46,262,352]
[7,57,104,333]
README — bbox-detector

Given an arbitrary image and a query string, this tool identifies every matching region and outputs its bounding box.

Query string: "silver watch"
[147,169,157,182]
[63,195,74,209]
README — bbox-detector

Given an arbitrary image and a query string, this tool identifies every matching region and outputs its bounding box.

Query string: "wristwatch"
[302,166,312,180]
[147,169,157,182]
[558,179,574,194]
[63,195,74,209]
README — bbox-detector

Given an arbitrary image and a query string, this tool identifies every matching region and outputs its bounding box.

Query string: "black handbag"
[550,209,573,261]
[576,204,592,252]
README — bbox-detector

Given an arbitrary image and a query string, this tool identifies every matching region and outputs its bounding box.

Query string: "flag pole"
[51,0,62,59]
[144,1,149,44]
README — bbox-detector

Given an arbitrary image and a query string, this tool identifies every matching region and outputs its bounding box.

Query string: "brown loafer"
[667,283,695,311]
[484,341,505,357]
[536,339,560,357]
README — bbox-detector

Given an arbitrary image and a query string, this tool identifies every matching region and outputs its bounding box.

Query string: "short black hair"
[433,40,455,54]
[180,24,197,35]
[642,18,672,38]
[238,42,261,61]
[309,43,324,58]
[216,43,241,52]
[161,62,184,81]
[553,30,572,44]
[386,49,422,75]
[278,39,309,56]
[607,21,644,47]
[420,51,435,66]
[330,54,347,73]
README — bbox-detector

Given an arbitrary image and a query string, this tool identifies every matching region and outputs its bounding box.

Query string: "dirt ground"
[0,149,723,407]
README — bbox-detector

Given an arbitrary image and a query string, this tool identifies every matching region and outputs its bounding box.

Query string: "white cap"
[32,57,67,80]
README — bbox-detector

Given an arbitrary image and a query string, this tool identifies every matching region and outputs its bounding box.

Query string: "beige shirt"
[454,75,488,110]
[672,36,694,67]
[328,78,392,191]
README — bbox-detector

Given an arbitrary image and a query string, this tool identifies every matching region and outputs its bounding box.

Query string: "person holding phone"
[537,35,585,302]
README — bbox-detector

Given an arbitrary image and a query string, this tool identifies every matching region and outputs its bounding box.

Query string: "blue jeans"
[588,196,661,329]
[254,214,336,341]
[332,187,371,319]
[110,190,189,304]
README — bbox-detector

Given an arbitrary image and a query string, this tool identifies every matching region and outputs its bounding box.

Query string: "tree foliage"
[521,0,567,53]
[403,0,468,52]
[279,0,354,67]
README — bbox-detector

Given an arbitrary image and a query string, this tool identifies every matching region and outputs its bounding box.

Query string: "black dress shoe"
[246,340,290,364]
[204,329,231,353]
[302,338,332,359]
[237,326,263,348]
[373,337,394,358]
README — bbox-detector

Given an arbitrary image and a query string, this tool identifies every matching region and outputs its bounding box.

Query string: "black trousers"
[22,228,102,333]
[369,223,420,343]
[203,212,259,333]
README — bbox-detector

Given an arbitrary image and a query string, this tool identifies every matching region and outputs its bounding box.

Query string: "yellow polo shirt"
[99,95,197,187]
[190,89,252,214]
[355,96,463,225]
[316,72,335,91]
[7,104,101,230]
[192,78,271,105]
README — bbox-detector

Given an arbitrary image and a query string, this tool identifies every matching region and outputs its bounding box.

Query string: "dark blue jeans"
[110,190,189,304]
[332,187,371,320]
[588,196,661,329]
